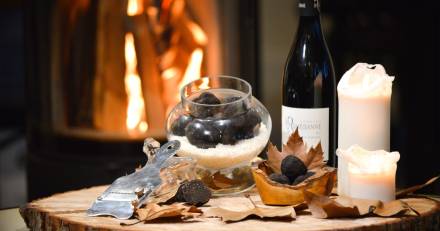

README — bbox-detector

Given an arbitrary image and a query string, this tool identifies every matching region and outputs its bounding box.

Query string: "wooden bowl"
[252,164,336,205]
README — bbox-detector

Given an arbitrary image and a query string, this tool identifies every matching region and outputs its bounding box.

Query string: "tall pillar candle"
[337,63,394,196]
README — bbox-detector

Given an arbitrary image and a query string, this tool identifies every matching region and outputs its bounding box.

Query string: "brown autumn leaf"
[147,162,194,204]
[304,190,412,219]
[304,190,359,218]
[266,143,287,173]
[136,203,202,222]
[333,196,382,215]
[282,129,308,162]
[396,175,440,198]
[257,161,274,175]
[373,200,417,217]
[202,172,239,190]
[304,142,325,171]
[267,128,325,173]
[204,195,295,222]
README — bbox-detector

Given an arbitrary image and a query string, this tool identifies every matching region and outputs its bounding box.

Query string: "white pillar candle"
[337,63,394,196]
[337,145,400,202]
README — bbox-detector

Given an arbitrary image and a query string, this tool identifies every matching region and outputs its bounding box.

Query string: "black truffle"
[223,96,242,104]
[235,109,261,140]
[174,180,211,206]
[193,92,221,105]
[190,92,221,118]
[221,96,246,117]
[220,109,262,143]
[244,109,262,128]
[210,119,235,145]
[185,119,221,149]
[268,173,290,185]
[170,114,193,136]
[291,171,315,185]
[281,155,307,182]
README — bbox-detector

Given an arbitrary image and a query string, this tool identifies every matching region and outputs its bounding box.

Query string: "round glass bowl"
[166,76,271,195]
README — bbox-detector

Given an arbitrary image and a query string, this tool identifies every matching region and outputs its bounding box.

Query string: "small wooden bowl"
[252,164,336,205]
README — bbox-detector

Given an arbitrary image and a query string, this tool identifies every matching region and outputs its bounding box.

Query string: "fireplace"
[50,0,233,140]
[25,0,259,199]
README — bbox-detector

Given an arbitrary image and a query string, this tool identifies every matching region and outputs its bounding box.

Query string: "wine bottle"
[282,0,336,166]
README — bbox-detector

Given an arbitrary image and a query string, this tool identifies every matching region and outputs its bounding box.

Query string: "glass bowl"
[166,76,271,195]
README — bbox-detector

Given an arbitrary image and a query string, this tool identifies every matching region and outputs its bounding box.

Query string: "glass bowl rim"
[179,75,253,107]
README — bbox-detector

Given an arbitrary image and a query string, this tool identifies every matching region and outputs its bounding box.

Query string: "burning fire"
[178,48,204,95]
[122,0,207,134]
[125,0,148,133]
[127,0,143,15]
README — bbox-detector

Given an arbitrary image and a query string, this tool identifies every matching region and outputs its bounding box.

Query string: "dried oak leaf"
[204,195,296,222]
[304,191,411,219]
[267,143,287,173]
[201,172,239,190]
[136,203,202,222]
[396,175,440,198]
[304,142,325,171]
[147,162,194,204]
[374,200,417,217]
[304,190,359,218]
[267,128,325,173]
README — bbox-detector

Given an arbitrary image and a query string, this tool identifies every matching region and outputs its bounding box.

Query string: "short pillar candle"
[337,145,400,202]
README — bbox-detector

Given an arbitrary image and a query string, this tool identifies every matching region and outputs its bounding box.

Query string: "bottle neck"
[298,0,322,30]
[298,14,323,36]
[298,0,320,17]
[299,7,320,17]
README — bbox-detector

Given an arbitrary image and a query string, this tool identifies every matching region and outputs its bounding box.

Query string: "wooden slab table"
[20,186,440,231]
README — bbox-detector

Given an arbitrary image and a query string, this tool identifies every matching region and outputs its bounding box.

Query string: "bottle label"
[282,106,329,160]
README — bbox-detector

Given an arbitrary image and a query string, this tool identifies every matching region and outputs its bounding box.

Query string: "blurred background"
[0,0,438,209]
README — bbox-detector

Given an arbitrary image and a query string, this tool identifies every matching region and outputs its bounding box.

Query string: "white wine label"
[282,106,329,160]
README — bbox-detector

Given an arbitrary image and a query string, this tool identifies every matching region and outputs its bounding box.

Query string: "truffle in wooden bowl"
[252,129,336,205]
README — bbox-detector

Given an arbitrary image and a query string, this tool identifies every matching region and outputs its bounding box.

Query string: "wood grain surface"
[20,186,440,231]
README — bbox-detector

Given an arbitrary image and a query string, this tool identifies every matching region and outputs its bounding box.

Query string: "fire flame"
[188,21,208,46]
[123,0,207,134]
[127,0,143,16]
[178,48,204,96]
[199,77,210,90]
[125,0,148,133]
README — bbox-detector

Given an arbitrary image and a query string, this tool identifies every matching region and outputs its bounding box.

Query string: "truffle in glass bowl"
[166,76,271,195]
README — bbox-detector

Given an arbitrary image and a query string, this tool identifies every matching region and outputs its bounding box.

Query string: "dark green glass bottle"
[282,0,336,166]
